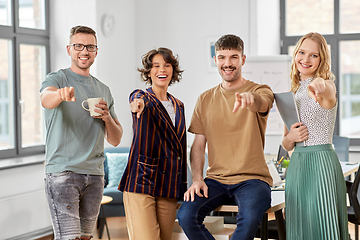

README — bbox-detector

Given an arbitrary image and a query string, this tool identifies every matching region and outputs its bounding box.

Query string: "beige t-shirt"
[188,81,274,186]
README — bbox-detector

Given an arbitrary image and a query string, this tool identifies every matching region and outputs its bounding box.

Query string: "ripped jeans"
[45,171,104,240]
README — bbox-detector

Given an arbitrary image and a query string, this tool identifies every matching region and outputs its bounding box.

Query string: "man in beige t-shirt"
[178,34,274,240]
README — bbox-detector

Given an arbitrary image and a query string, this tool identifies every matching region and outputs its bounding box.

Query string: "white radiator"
[0,160,52,240]
[0,190,52,240]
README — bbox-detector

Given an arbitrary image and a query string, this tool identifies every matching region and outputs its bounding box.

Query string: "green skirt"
[285,144,349,240]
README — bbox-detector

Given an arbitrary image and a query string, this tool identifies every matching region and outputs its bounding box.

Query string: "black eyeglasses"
[69,44,97,52]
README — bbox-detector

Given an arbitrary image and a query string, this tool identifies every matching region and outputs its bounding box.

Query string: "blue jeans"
[45,171,104,240]
[178,178,271,240]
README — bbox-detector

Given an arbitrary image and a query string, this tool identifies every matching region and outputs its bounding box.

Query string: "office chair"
[348,167,360,240]
[254,218,285,239]
[333,135,350,162]
[277,144,289,162]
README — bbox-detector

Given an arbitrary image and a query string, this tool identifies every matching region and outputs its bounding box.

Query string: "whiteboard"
[242,55,292,135]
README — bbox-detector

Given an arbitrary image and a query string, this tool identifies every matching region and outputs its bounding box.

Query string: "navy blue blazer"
[119,88,187,200]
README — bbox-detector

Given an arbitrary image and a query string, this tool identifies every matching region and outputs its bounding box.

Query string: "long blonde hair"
[290,32,334,93]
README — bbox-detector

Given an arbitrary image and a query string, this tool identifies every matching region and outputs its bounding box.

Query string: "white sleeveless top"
[161,100,176,125]
[294,77,337,146]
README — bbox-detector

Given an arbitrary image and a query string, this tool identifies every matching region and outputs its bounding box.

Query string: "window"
[19,43,46,148]
[0,0,49,159]
[0,0,12,26]
[340,0,360,33]
[18,0,46,29]
[281,0,360,144]
[0,39,14,151]
[285,0,334,36]
[340,41,360,137]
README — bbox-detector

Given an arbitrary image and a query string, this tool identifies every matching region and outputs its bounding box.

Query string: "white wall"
[49,0,97,73]
[255,0,283,154]
[47,0,282,150]
[95,0,137,147]
[133,0,281,149]
[134,0,252,127]
[0,1,283,239]
[49,0,282,151]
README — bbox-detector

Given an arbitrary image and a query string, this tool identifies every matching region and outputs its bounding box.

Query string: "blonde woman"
[282,32,349,239]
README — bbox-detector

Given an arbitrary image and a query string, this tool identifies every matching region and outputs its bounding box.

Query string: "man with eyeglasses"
[40,25,123,240]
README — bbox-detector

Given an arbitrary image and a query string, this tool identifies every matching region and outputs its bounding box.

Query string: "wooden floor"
[37,216,357,240]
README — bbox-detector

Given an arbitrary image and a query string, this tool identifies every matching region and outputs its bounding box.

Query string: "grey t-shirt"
[40,68,117,175]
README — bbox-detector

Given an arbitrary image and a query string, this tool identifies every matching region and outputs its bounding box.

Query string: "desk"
[101,195,113,240]
[341,162,359,178]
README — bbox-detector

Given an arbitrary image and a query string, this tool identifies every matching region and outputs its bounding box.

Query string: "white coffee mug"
[81,97,104,116]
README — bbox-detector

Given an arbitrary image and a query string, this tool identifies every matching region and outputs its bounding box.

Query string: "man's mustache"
[221,66,236,70]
